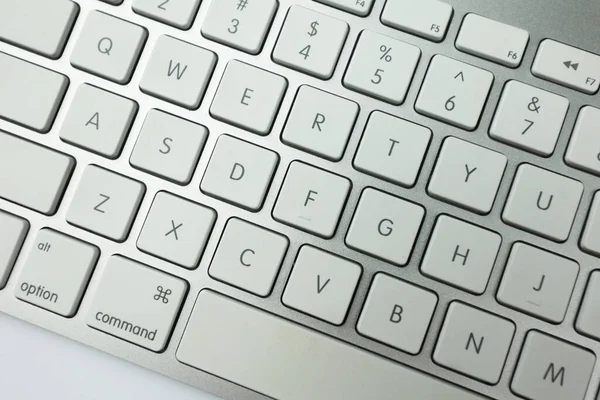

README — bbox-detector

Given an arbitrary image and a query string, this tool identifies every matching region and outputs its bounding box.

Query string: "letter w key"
[139,35,217,109]
[167,59,188,80]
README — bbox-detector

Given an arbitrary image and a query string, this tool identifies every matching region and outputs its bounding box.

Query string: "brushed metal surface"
[0,0,599,399]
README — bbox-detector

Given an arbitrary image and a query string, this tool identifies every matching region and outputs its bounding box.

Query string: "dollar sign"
[307,21,319,37]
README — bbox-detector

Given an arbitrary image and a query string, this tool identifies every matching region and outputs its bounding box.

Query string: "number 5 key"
[344,30,421,105]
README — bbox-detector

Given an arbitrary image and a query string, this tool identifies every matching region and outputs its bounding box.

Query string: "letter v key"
[317,275,330,294]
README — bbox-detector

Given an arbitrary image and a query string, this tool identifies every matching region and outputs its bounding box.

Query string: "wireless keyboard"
[1,0,600,399]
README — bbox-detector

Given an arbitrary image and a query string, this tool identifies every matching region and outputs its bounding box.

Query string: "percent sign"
[379,45,393,62]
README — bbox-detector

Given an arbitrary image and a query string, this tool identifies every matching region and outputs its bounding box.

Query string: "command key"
[87,256,187,352]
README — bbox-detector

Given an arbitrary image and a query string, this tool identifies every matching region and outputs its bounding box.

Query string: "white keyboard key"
[87,256,187,352]
[416,56,493,130]
[343,30,420,104]
[0,0,78,59]
[532,40,600,94]
[346,188,424,266]
[0,53,69,133]
[202,0,278,54]
[209,219,288,297]
[434,302,515,384]
[581,192,600,256]
[357,273,437,354]
[428,137,507,214]
[60,84,137,158]
[140,35,217,109]
[178,290,485,400]
[497,243,579,323]
[381,0,453,42]
[210,60,287,135]
[0,211,28,290]
[0,131,74,215]
[490,81,568,155]
[71,11,147,84]
[133,0,201,29]
[456,14,529,67]
[576,271,600,339]
[283,246,361,325]
[354,112,431,187]
[315,0,374,16]
[15,230,98,317]
[201,135,278,211]
[503,164,583,241]
[273,6,349,79]
[511,332,595,400]
[273,161,351,238]
[66,165,145,242]
[130,109,207,185]
[421,216,501,294]
[565,106,600,175]
[137,192,216,269]
[282,85,359,161]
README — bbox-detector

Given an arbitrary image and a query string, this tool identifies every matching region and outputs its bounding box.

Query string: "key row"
[1,215,596,399]
[0,120,596,260]
[2,1,599,99]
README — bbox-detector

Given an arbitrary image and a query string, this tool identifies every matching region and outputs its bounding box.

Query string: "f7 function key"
[532,40,600,94]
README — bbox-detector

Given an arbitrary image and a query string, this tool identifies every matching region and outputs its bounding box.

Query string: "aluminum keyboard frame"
[1,0,600,399]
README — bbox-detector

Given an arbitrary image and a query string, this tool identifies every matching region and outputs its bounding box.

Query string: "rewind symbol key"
[563,60,579,71]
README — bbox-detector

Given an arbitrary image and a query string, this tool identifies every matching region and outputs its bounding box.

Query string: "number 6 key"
[416,55,494,130]
[344,30,421,105]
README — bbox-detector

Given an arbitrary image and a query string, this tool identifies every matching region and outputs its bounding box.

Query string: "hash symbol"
[237,0,248,10]
[154,286,172,304]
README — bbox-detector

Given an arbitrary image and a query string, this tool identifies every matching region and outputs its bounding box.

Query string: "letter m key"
[543,363,565,386]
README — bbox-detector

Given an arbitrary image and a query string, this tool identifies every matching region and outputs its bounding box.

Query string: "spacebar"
[177,290,486,400]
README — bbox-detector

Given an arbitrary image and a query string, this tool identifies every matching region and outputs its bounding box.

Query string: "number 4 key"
[315,0,375,17]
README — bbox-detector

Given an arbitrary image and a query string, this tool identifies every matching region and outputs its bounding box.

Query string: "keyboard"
[0,0,600,399]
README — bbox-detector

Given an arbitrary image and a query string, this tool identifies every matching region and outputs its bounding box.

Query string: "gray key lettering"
[86,112,100,130]
[37,241,51,252]
[160,137,172,154]
[388,139,399,156]
[536,191,553,210]
[464,164,477,182]
[378,218,393,236]
[167,60,188,80]
[229,163,245,181]
[165,220,182,240]
[465,332,484,354]
[240,249,255,267]
[543,363,565,386]
[312,113,325,132]
[241,88,253,105]
[389,304,403,323]
[228,19,240,34]
[158,0,170,10]
[304,190,318,206]
[94,194,110,213]
[316,274,330,294]
[533,274,545,292]
[452,245,470,266]
[97,37,113,55]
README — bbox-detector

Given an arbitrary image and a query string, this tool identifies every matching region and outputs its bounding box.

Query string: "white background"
[0,312,221,400]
